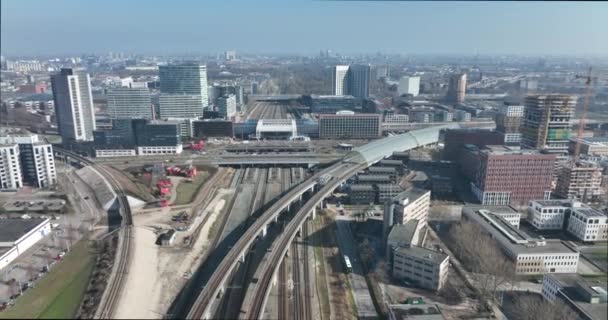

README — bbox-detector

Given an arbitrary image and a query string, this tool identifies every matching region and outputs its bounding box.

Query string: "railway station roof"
[348,124,460,165]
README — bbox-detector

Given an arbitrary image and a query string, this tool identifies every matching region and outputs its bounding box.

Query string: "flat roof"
[395,245,448,265]
[388,220,420,247]
[573,207,607,218]
[0,218,48,243]
[358,174,392,181]
[547,273,607,320]
[463,206,577,255]
[393,187,430,203]
[532,199,576,207]
[350,184,375,191]
[388,303,445,320]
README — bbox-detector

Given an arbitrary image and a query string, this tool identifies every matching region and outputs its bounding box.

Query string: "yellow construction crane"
[572,67,593,161]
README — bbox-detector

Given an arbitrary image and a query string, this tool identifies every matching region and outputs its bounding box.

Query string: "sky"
[1,0,607,56]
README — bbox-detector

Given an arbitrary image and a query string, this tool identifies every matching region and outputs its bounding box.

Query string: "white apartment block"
[528,199,572,230]
[392,246,449,291]
[51,68,96,142]
[394,188,431,227]
[0,134,56,189]
[331,65,350,96]
[0,145,22,189]
[398,76,420,96]
[567,207,608,242]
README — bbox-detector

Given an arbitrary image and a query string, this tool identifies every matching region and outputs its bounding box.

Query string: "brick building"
[459,145,555,206]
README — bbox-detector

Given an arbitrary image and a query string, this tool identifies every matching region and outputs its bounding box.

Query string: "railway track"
[301,222,312,320]
[55,149,133,319]
[292,241,302,320]
[278,259,288,320]
[186,162,358,319]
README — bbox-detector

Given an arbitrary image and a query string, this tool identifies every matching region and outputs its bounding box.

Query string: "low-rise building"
[319,113,381,139]
[392,245,449,291]
[377,184,403,203]
[192,119,234,138]
[255,119,297,140]
[349,184,376,205]
[387,303,446,320]
[567,207,608,242]
[462,206,579,275]
[527,199,573,230]
[0,218,51,270]
[542,273,607,320]
[357,174,393,184]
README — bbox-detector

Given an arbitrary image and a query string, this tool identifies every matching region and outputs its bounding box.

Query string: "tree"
[510,293,580,320]
[447,221,516,306]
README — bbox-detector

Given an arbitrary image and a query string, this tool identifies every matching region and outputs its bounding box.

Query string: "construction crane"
[572,67,594,162]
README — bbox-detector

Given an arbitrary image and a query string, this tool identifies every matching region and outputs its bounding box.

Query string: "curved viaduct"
[185,124,460,319]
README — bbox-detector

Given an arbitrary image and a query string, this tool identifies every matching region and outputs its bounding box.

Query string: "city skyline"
[1,1,607,56]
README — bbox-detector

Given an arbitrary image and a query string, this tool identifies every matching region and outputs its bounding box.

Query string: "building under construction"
[555,161,603,202]
[521,94,576,154]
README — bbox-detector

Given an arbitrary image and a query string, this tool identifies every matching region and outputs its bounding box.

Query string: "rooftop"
[463,206,578,255]
[392,187,431,204]
[394,245,449,265]
[573,207,607,218]
[388,303,445,320]
[350,184,375,191]
[388,220,420,248]
[546,273,607,320]
[0,218,49,244]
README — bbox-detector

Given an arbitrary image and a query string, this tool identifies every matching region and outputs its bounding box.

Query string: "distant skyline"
[1,1,607,56]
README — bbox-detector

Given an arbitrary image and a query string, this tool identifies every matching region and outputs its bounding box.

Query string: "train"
[343,255,353,273]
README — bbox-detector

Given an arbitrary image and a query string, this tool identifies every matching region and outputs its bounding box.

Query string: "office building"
[331,64,371,98]
[50,68,96,142]
[527,199,574,230]
[446,73,467,104]
[331,65,350,96]
[107,87,153,119]
[377,184,403,203]
[542,274,607,320]
[349,184,376,205]
[217,94,237,118]
[567,207,608,242]
[521,94,576,154]
[135,120,183,155]
[392,245,449,291]
[192,119,234,138]
[383,188,431,238]
[398,76,420,96]
[159,62,209,118]
[555,161,603,202]
[0,133,56,189]
[459,145,555,206]
[348,64,371,98]
[462,206,579,275]
[569,137,608,157]
[442,128,504,161]
[496,102,524,146]
[319,113,381,139]
[453,110,471,122]
[159,94,205,118]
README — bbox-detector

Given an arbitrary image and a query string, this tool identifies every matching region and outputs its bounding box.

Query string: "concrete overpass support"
[261,224,267,237]
[310,207,316,220]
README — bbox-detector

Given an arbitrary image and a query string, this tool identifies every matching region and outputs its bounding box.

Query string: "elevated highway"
[184,124,460,319]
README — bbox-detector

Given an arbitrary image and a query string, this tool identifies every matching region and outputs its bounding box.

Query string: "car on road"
[84,196,90,200]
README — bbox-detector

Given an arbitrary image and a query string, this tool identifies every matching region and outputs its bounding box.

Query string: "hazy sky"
[1,0,607,56]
